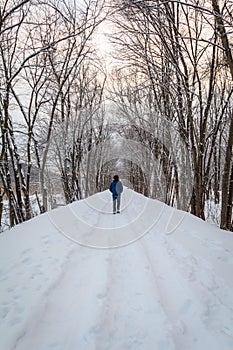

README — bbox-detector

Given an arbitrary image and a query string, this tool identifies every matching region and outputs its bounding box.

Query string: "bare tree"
[0,0,107,227]
[51,58,107,203]
[0,0,32,226]
[110,0,232,228]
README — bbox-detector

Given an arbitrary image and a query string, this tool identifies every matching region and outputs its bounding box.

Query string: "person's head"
[113,175,119,181]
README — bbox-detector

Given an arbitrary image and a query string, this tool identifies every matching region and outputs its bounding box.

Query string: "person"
[109,175,123,214]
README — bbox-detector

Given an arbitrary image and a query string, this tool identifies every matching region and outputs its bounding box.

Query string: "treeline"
[0,0,110,228]
[110,0,233,231]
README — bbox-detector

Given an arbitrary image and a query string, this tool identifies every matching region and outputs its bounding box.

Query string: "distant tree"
[51,60,107,203]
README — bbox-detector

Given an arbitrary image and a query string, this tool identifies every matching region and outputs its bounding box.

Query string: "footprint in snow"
[208,240,223,251]
[15,306,25,315]
[22,257,33,265]
[217,255,233,264]
[175,320,186,335]
[9,317,22,327]
[96,292,107,299]
[7,286,15,293]
[0,305,10,318]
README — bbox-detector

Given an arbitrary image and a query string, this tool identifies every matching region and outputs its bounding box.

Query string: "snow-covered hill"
[0,189,233,350]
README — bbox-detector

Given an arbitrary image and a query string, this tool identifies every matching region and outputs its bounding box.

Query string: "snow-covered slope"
[0,189,233,350]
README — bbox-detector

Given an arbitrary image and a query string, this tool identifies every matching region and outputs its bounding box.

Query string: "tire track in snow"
[140,226,233,350]
[13,244,111,350]
[161,229,233,343]
[93,240,176,350]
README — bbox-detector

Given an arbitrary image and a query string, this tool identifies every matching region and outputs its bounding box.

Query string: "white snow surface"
[0,189,233,350]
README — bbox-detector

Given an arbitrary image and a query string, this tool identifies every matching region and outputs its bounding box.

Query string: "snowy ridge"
[48,188,165,248]
[0,189,233,350]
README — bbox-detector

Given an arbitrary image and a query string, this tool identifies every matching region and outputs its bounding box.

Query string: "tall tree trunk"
[226,162,233,230]
[212,0,233,230]
[221,117,233,230]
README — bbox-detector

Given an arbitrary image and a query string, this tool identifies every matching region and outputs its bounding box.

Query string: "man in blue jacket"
[109,175,123,214]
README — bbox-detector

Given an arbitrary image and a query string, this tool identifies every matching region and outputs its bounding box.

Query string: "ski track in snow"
[0,189,233,350]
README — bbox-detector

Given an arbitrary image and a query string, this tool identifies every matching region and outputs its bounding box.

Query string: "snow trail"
[0,189,233,350]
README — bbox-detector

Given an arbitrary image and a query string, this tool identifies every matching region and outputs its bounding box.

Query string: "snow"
[0,188,233,350]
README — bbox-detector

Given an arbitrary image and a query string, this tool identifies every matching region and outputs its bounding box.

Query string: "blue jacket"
[109,180,123,196]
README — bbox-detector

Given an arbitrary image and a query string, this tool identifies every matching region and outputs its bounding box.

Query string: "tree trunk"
[220,116,233,229]
[226,162,233,230]
[212,0,233,230]
[0,189,3,230]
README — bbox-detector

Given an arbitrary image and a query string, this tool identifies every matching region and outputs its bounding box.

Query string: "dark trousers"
[113,194,121,213]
